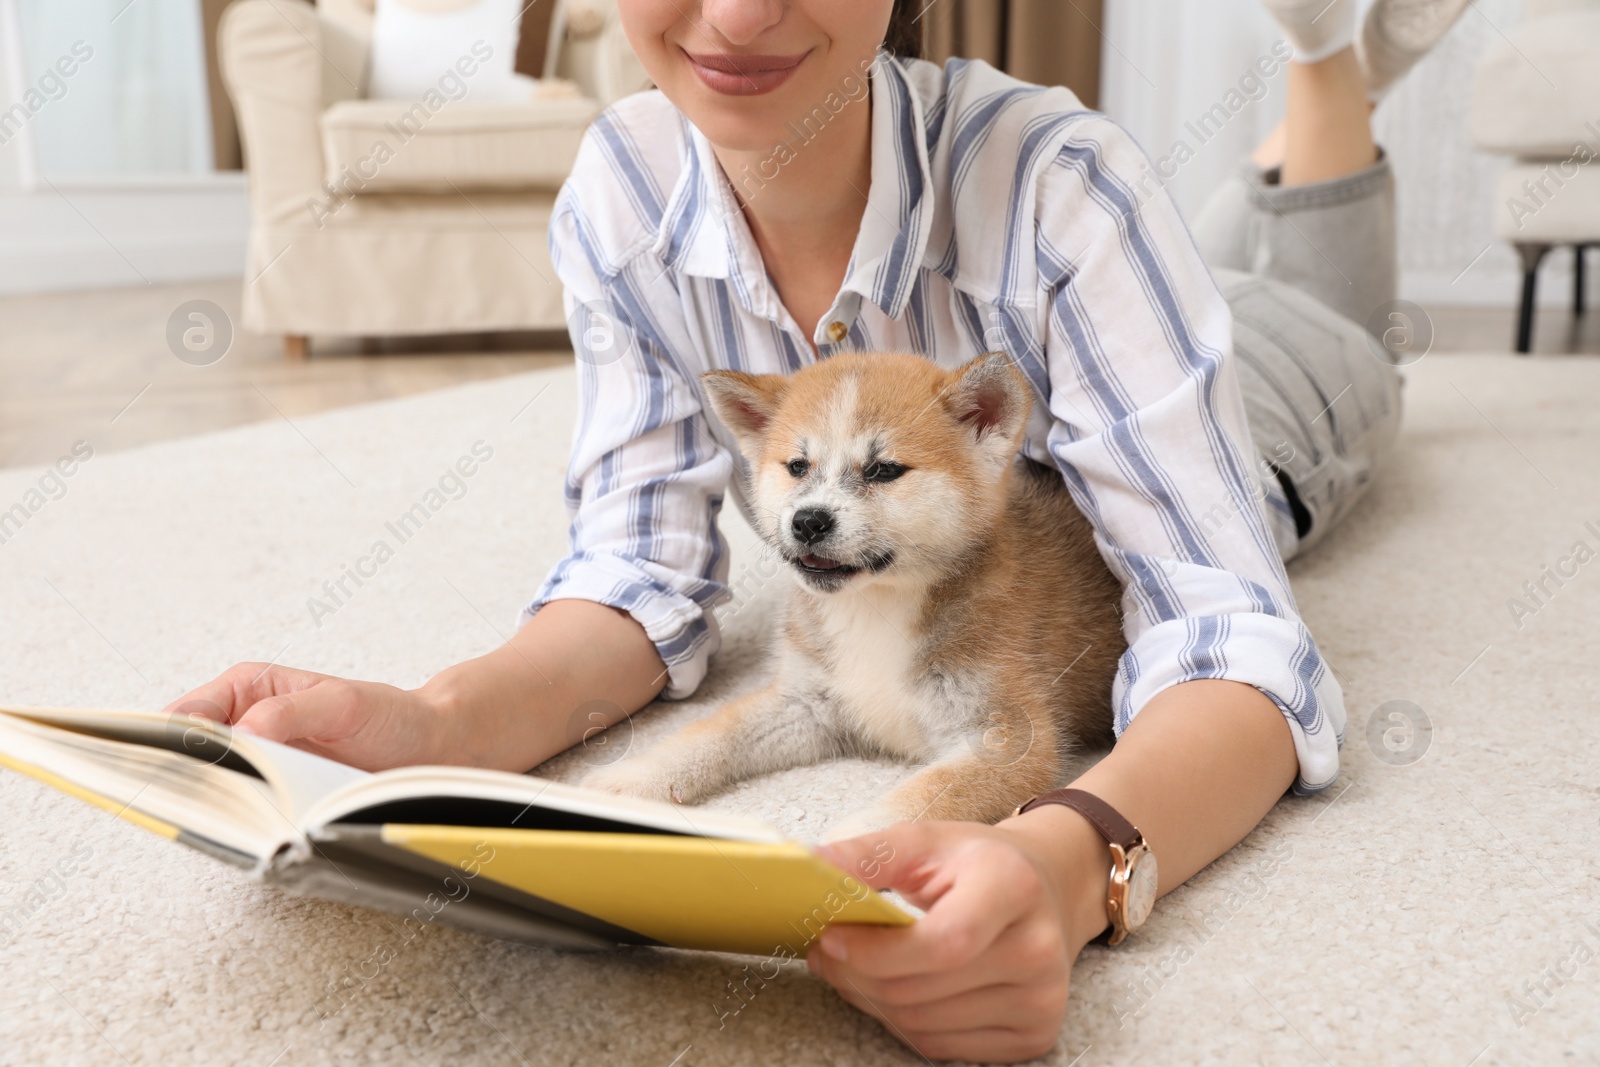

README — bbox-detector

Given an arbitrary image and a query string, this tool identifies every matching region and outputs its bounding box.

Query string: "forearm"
[418,599,669,772]
[999,679,1299,951]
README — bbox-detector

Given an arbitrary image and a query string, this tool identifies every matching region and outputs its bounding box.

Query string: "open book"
[0,706,912,956]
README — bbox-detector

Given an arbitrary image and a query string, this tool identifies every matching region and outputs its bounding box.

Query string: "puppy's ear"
[701,370,790,455]
[945,352,1031,452]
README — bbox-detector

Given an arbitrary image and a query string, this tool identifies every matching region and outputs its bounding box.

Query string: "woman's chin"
[668,94,801,153]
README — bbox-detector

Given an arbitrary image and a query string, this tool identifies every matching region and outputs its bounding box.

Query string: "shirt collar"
[652,54,936,327]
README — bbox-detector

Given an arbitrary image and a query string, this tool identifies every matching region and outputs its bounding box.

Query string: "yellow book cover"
[383,825,912,956]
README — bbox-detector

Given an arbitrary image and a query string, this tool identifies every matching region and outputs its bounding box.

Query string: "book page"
[0,711,288,861]
[309,765,787,843]
[223,733,369,826]
[4,707,782,843]
[0,706,368,827]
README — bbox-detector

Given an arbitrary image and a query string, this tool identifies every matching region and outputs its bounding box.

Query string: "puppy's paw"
[580,758,687,805]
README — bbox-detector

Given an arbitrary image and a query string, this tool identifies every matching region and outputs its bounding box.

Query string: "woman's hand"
[163,600,673,774]
[808,809,1110,1064]
[164,662,450,771]
[806,682,1300,1063]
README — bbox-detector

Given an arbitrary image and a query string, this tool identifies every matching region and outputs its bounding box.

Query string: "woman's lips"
[683,48,809,96]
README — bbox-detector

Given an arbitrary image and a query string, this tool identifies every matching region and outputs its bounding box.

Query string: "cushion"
[1491,160,1600,241]
[320,96,600,192]
[1470,11,1600,157]
[368,0,527,103]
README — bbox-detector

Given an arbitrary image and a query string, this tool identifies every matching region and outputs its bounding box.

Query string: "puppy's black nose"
[791,508,835,546]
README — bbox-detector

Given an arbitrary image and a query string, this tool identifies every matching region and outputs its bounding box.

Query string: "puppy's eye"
[863,460,907,483]
[785,458,809,478]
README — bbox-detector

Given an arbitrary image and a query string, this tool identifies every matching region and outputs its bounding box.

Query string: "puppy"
[583,351,1126,836]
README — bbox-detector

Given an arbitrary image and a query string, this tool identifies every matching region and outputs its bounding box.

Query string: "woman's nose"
[696,0,786,48]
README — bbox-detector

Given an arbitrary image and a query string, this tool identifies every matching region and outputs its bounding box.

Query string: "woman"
[173,0,1470,1060]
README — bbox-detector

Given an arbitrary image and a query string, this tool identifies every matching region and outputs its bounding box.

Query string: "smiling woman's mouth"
[682,49,810,96]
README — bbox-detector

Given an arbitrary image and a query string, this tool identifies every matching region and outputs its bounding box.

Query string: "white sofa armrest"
[557,0,653,106]
[220,0,368,226]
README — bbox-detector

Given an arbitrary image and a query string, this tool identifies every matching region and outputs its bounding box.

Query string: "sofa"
[220,0,651,358]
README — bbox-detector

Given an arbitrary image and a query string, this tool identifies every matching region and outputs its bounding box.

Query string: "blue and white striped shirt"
[523,54,1344,794]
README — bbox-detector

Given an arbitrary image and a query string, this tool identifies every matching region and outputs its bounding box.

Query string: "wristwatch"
[1013,787,1158,946]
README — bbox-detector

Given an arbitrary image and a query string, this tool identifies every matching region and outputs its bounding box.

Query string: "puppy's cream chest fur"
[796,583,947,757]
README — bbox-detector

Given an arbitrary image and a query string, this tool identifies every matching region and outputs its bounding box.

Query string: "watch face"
[1125,850,1160,930]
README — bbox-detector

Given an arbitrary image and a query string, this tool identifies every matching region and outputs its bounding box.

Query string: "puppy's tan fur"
[584,352,1126,835]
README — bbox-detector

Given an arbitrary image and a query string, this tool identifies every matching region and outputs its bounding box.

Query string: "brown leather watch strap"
[1017,787,1142,852]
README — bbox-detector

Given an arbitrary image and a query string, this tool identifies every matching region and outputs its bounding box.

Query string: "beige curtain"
[202,0,242,170]
[925,0,1103,109]
[513,0,556,78]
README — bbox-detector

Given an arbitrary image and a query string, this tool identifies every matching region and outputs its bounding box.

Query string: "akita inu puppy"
[583,351,1126,835]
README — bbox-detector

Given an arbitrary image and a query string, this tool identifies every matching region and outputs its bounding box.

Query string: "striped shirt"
[524,54,1344,794]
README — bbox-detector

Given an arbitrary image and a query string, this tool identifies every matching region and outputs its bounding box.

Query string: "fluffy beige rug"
[1,352,1596,1066]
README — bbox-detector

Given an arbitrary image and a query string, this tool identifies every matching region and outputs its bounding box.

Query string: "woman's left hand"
[809,814,1106,1064]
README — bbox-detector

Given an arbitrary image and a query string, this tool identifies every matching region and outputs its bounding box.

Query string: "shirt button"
[826,320,848,343]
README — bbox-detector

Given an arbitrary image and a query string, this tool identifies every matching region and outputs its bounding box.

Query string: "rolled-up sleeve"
[1034,117,1346,793]
[519,198,733,699]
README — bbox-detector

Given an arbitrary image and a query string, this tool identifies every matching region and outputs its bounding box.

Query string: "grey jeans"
[1193,153,1405,560]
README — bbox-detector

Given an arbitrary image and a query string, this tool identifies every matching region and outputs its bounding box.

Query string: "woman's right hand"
[164,662,451,772]
[165,601,672,774]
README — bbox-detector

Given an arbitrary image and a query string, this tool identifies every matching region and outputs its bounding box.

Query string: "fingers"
[235,678,370,748]
[809,825,1074,1063]
[890,1025,1058,1066]
[817,830,1044,981]
[813,911,1068,1006]
[812,825,1075,1062]
[163,663,269,724]
[815,820,940,894]
[811,917,1071,1064]
[820,962,1063,1064]
[163,662,331,725]
[828,975,1064,1045]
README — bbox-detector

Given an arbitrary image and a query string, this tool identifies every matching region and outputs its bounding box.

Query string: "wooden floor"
[1430,302,1600,357]
[1,278,1596,469]
[0,279,570,469]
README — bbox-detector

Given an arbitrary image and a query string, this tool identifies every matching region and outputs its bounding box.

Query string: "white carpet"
[1,352,1597,1066]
